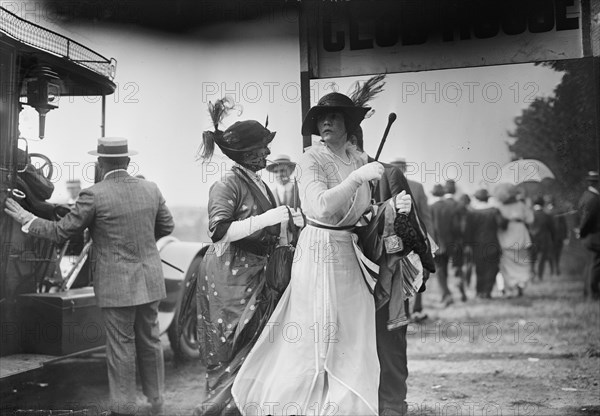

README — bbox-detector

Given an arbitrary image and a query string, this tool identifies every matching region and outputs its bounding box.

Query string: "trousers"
[376,304,408,416]
[101,301,164,414]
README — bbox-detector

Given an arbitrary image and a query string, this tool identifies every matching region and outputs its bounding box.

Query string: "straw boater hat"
[88,137,138,157]
[390,157,407,167]
[586,171,599,182]
[266,154,296,172]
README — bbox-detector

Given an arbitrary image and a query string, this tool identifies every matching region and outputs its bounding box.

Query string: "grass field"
[1,243,598,416]
[406,243,600,415]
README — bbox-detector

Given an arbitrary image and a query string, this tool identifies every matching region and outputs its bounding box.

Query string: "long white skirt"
[232,225,380,415]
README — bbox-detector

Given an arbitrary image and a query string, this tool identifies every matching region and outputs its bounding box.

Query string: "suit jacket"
[530,208,556,252]
[28,171,175,307]
[272,181,301,209]
[407,179,433,233]
[464,205,505,261]
[578,187,600,252]
[369,158,435,274]
[430,196,460,255]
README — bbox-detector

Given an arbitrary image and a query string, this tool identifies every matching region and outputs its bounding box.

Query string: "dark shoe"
[457,283,467,302]
[149,399,164,416]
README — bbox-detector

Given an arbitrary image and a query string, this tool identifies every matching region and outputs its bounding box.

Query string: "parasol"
[498,159,555,185]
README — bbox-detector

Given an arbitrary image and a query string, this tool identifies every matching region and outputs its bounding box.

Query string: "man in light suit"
[266,154,300,209]
[5,137,174,416]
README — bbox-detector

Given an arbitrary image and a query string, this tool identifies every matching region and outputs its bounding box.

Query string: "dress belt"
[305,218,356,231]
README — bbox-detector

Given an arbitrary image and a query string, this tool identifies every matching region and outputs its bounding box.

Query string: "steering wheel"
[29,152,54,180]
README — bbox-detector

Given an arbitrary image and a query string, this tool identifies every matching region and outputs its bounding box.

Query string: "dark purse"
[265,207,300,294]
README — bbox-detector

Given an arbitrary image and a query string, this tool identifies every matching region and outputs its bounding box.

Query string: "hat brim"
[265,161,296,172]
[88,150,138,157]
[301,105,369,136]
[218,132,276,163]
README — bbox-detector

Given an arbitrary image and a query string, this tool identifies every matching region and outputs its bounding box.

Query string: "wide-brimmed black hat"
[301,92,370,136]
[219,120,275,154]
[204,120,276,164]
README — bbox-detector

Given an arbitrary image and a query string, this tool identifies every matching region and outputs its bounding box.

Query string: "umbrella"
[498,159,555,185]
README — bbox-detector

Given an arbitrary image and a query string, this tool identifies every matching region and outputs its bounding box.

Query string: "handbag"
[265,207,300,294]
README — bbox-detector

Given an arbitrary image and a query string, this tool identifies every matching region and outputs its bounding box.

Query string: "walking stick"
[374,113,397,161]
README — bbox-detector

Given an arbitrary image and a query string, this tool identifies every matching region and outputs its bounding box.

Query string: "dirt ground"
[1,244,599,416]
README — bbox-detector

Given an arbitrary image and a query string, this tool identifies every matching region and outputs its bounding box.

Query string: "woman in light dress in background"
[495,184,534,297]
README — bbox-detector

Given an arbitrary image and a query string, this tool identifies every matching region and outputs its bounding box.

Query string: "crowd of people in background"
[264,156,598,318]
[392,170,598,312]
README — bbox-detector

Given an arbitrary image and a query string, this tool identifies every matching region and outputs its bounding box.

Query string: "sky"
[8,1,565,206]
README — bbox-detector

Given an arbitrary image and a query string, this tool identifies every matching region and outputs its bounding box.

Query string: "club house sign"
[305,0,583,78]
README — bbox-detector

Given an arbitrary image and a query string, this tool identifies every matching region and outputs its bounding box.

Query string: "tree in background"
[508,59,598,206]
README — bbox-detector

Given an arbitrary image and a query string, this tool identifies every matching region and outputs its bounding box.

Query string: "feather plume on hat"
[197,97,239,161]
[301,73,387,136]
[348,73,386,119]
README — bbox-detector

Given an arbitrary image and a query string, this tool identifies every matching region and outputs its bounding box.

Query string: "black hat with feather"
[198,97,275,163]
[301,74,386,137]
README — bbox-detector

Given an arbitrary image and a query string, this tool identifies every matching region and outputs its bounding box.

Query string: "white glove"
[253,206,291,230]
[290,207,305,228]
[220,205,293,244]
[4,198,34,225]
[393,190,412,214]
[350,162,384,183]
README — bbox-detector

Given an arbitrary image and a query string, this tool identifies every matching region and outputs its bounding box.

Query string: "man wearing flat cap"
[5,137,174,416]
[578,171,600,298]
[266,154,300,209]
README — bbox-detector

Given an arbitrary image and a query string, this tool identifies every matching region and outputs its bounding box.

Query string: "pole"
[101,95,106,137]
[374,113,397,161]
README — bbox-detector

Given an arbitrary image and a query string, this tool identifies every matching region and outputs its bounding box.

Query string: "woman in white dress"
[232,92,411,415]
[495,184,535,296]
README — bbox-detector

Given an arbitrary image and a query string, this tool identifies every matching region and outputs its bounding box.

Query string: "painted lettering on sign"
[303,0,583,77]
[322,0,579,52]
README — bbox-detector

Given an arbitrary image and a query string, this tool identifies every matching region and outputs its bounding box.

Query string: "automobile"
[0,6,201,379]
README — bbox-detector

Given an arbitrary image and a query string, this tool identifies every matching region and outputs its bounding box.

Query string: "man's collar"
[103,168,129,180]
[589,186,600,196]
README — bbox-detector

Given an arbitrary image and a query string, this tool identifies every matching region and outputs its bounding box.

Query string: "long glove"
[349,162,384,183]
[309,162,384,217]
[219,206,290,243]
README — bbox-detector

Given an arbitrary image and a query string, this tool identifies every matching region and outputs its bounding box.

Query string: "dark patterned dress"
[195,166,280,415]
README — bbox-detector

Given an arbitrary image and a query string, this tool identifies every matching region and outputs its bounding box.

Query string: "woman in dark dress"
[194,99,303,415]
